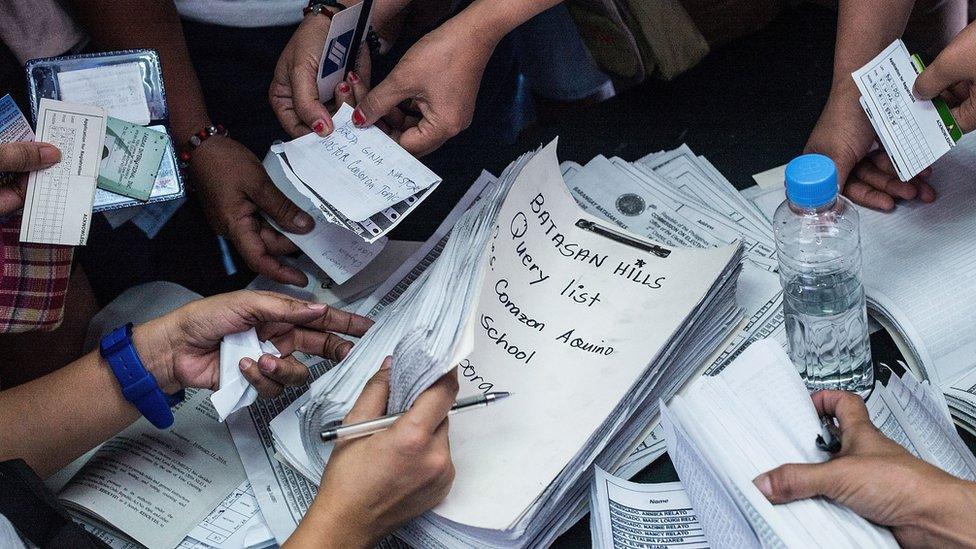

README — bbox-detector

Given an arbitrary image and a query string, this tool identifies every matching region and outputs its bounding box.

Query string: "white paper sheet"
[590,466,710,548]
[58,63,152,125]
[20,99,106,245]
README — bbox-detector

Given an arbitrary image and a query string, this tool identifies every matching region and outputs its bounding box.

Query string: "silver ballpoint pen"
[320,392,512,442]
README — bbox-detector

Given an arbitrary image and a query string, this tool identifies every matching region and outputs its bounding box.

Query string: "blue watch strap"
[100,324,184,429]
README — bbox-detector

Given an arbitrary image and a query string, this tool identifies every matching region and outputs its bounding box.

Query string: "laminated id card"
[26,49,185,212]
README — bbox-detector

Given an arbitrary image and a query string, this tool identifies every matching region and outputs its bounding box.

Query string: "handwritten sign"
[432,141,741,528]
[281,104,441,222]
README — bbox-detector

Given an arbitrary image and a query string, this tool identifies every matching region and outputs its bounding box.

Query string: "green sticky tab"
[911,53,963,144]
[933,98,963,143]
[910,53,925,73]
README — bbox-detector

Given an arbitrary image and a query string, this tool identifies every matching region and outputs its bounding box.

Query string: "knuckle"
[394,425,429,454]
[425,451,453,481]
[0,144,29,171]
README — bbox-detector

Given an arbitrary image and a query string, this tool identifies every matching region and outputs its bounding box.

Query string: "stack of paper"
[663,337,976,547]
[267,139,744,547]
[662,339,899,547]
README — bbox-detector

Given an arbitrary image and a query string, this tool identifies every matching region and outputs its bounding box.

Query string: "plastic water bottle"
[773,154,873,395]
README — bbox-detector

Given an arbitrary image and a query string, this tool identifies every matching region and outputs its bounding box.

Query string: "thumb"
[753,461,843,504]
[353,77,410,128]
[344,357,392,424]
[914,43,970,100]
[0,142,60,172]
[249,170,314,234]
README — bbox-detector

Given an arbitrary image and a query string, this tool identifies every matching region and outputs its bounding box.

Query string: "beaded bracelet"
[178,124,227,169]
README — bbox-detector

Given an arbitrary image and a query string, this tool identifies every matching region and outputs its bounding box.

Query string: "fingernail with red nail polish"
[312,119,326,135]
[348,71,359,83]
[338,82,350,93]
[352,108,366,127]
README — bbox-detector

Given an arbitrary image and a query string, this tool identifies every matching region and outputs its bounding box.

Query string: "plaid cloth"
[0,213,72,333]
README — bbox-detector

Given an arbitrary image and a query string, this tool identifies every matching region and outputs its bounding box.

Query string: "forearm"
[284,493,372,549]
[66,0,210,145]
[0,323,175,477]
[454,0,564,45]
[0,350,138,477]
[831,0,915,94]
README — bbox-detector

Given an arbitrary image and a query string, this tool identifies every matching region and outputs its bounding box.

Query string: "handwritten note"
[431,141,741,529]
[58,63,152,125]
[281,103,441,222]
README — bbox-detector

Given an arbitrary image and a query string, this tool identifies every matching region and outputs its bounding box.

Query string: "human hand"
[0,141,60,215]
[190,136,315,286]
[754,390,976,547]
[805,86,935,211]
[290,360,457,548]
[270,9,372,138]
[132,290,373,396]
[352,16,498,156]
[914,21,976,134]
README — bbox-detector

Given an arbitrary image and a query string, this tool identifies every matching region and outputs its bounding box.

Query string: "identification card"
[316,1,373,103]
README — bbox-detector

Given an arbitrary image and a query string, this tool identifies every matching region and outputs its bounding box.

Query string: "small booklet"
[20,98,107,246]
[852,39,962,181]
[55,389,248,549]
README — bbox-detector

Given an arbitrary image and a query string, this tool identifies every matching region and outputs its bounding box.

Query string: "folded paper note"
[281,104,440,230]
[212,329,281,421]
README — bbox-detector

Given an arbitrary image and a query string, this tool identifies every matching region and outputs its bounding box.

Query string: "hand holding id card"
[316,0,373,103]
[853,40,963,181]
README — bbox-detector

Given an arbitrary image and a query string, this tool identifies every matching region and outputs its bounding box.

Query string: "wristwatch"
[100,324,184,429]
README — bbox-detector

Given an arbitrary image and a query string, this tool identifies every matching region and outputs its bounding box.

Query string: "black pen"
[816,415,842,454]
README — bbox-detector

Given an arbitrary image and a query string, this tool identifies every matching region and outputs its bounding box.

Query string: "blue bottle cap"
[785,153,838,208]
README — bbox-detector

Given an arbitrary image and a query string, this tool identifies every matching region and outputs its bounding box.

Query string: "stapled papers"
[853,39,962,181]
[280,103,440,238]
[20,98,107,245]
[264,103,440,283]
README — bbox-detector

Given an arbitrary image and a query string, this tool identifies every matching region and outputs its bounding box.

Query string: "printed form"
[590,467,710,548]
[853,40,958,181]
[20,99,106,245]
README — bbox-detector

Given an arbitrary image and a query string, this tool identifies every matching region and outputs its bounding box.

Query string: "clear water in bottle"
[774,154,873,395]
